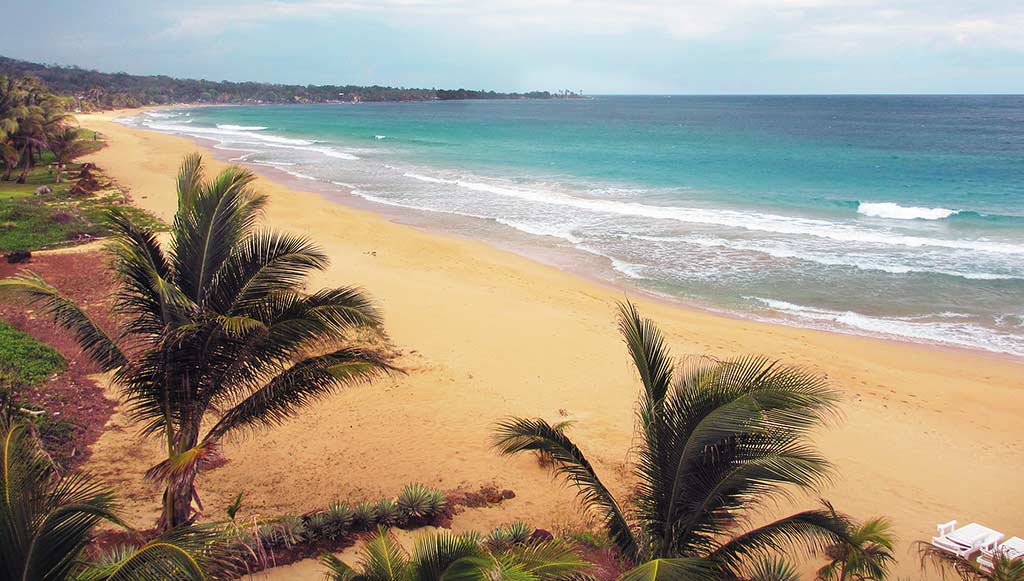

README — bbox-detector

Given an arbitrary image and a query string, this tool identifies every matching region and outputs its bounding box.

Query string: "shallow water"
[122,96,1024,356]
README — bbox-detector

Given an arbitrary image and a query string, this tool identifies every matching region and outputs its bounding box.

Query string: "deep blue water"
[125,96,1024,356]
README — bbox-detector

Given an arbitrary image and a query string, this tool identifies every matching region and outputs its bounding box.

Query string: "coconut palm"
[0,154,393,531]
[48,125,86,183]
[320,526,588,581]
[817,514,895,580]
[0,418,227,580]
[494,301,849,579]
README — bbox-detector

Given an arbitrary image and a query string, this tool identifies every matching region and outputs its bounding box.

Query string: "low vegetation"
[321,524,588,581]
[0,55,580,110]
[1,154,397,533]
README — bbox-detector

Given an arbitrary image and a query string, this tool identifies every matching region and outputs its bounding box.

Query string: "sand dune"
[77,110,1023,579]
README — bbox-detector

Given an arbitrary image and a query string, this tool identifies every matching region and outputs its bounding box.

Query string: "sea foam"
[858,201,959,220]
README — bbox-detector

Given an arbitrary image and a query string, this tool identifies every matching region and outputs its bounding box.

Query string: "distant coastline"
[0,55,584,111]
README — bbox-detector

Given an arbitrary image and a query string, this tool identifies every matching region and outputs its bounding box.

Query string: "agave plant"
[494,301,850,579]
[396,484,446,523]
[321,526,588,581]
[374,499,402,527]
[353,501,377,529]
[0,418,226,580]
[817,513,896,580]
[0,154,394,530]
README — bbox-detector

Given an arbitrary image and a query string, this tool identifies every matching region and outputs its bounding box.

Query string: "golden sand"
[76,110,1023,578]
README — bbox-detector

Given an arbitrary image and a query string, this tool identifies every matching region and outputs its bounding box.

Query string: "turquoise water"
[125,96,1024,356]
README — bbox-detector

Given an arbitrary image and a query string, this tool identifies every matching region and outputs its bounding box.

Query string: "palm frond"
[410,530,484,581]
[176,152,205,212]
[204,347,397,442]
[617,558,720,581]
[493,417,639,560]
[708,508,849,576]
[508,539,590,579]
[0,272,126,371]
[77,523,232,581]
[747,554,800,581]
[321,552,361,581]
[617,300,674,429]
[0,419,122,581]
[171,164,265,304]
[206,230,329,315]
[359,527,411,581]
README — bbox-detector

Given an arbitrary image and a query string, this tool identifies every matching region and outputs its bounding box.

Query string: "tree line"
[0,56,581,110]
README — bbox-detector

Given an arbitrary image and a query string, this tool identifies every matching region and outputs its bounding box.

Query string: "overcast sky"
[3,0,1023,94]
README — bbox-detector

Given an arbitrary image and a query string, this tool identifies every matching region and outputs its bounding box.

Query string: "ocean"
[122,96,1024,357]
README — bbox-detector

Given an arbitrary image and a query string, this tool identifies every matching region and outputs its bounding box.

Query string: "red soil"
[0,248,120,469]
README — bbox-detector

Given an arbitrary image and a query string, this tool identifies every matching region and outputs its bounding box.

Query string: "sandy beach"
[75,109,1023,579]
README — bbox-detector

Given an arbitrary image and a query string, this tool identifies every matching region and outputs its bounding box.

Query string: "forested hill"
[0,56,578,110]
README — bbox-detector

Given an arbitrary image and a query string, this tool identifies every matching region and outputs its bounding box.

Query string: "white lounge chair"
[978,536,1024,571]
[931,521,1004,558]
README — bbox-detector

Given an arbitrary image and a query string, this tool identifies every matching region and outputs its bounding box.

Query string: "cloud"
[156,0,1024,55]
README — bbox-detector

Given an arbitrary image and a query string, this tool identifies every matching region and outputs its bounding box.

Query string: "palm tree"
[48,125,86,183]
[0,418,226,580]
[817,514,895,580]
[919,544,1024,581]
[0,154,393,531]
[494,301,849,579]
[320,526,588,580]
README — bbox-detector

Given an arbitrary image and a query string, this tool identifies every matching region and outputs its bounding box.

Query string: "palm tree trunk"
[16,146,31,184]
[159,480,195,530]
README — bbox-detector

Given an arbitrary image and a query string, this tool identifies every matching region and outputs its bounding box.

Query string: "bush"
[257,514,306,548]
[397,483,434,521]
[304,512,332,541]
[352,501,376,529]
[325,502,353,537]
[487,522,533,548]
[373,499,401,527]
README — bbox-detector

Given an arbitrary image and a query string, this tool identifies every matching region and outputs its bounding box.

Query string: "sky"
[2,0,1023,94]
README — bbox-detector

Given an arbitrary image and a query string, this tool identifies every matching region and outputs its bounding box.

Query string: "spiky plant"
[396,484,435,521]
[320,526,588,581]
[374,499,402,527]
[817,513,896,580]
[353,501,377,529]
[0,418,227,580]
[748,554,801,581]
[257,514,306,549]
[494,301,850,578]
[0,154,394,530]
[486,521,534,549]
[324,501,354,539]
[305,512,333,541]
[425,489,447,519]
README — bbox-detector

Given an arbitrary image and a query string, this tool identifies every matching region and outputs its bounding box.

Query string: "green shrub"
[304,512,331,541]
[257,514,306,548]
[0,322,65,386]
[373,498,402,527]
[426,489,447,518]
[324,502,353,538]
[397,483,434,521]
[487,521,533,547]
[352,501,376,529]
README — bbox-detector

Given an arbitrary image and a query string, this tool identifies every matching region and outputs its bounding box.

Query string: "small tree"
[495,301,851,578]
[48,126,86,183]
[1,154,394,531]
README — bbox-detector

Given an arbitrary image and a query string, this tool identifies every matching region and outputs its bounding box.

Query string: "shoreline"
[130,108,1022,364]
[77,109,1023,579]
